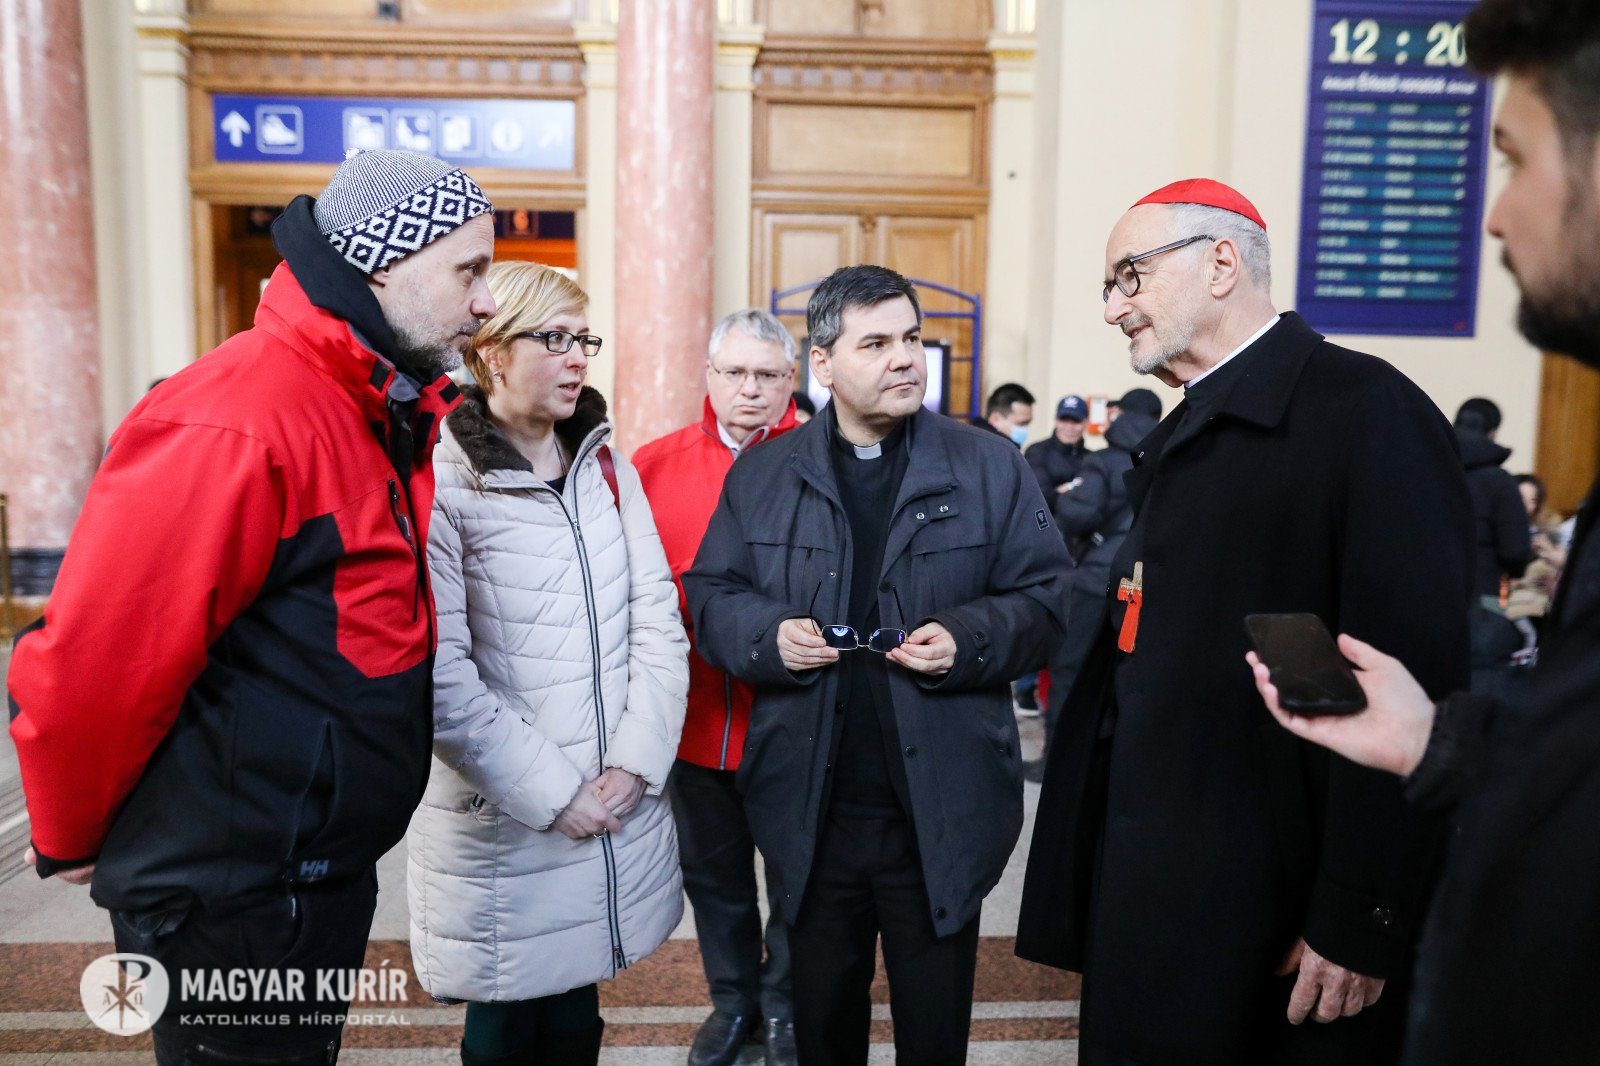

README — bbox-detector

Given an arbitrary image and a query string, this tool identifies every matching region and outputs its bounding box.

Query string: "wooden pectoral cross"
[1117,561,1144,654]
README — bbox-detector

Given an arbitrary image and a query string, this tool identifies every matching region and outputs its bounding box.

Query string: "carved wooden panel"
[186,28,585,97]
[191,0,577,23]
[754,41,992,103]
[763,103,975,182]
[759,0,989,38]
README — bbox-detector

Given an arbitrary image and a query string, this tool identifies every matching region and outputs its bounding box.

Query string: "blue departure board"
[1294,0,1491,337]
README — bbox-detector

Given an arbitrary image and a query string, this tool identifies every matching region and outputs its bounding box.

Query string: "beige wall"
[1021,0,1541,465]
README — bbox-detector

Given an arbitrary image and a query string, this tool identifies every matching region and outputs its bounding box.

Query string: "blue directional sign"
[1294,0,1491,337]
[211,94,576,170]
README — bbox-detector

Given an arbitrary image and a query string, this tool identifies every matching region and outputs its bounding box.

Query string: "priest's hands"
[778,618,841,672]
[1277,939,1385,1024]
[887,622,956,676]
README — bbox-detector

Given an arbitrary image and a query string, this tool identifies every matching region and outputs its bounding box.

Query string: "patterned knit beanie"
[314,150,493,275]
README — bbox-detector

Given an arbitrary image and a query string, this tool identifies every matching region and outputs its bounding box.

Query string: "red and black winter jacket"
[6,196,460,912]
[632,397,800,770]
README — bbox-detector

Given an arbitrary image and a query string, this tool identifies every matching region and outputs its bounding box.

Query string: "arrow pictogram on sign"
[221,111,251,148]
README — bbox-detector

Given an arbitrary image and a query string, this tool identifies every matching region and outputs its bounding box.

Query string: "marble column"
[0,0,104,595]
[613,0,716,452]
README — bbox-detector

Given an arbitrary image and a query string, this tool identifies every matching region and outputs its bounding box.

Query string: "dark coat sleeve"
[1488,468,1532,581]
[682,474,815,689]
[1401,692,1496,811]
[1302,371,1474,978]
[1054,454,1112,535]
[923,448,1073,691]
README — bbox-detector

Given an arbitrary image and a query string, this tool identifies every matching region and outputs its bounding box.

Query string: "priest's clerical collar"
[833,418,907,461]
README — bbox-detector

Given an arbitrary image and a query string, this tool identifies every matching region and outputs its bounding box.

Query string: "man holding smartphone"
[1017,179,1474,1064]
[1251,2,1600,1061]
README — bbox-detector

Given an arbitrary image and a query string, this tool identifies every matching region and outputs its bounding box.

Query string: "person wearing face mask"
[405,261,689,1066]
[1017,180,1474,1065]
[632,309,803,1066]
[973,382,1036,447]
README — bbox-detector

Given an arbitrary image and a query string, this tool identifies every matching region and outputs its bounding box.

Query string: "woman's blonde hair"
[464,261,589,395]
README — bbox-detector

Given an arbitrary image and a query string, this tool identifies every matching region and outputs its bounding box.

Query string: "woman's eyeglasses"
[519,330,604,357]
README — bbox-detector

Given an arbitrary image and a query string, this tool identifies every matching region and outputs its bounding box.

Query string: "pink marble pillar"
[613,0,715,452]
[0,0,104,595]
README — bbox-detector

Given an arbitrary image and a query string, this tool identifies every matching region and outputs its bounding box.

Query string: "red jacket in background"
[633,397,801,769]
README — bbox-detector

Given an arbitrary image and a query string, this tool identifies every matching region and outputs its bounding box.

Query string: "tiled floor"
[0,665,1075,1064]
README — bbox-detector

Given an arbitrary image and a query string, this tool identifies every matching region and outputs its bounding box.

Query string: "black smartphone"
[1244,613,1367,717]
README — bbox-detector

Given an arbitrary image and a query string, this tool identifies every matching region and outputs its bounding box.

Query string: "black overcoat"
[1404,472,1600,1065]
[685,405,1071,937]
[1016,313,1473,1061]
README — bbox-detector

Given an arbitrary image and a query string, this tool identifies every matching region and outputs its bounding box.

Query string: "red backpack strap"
[598,445,621,512]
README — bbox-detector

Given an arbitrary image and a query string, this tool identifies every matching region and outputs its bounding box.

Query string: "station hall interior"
[2,0,1599,1061]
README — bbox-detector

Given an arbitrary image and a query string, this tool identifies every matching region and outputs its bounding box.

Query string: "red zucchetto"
[1132,178,1267,231]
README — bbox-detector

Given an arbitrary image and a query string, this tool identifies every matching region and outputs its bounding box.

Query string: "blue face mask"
[1009,426,1030,447]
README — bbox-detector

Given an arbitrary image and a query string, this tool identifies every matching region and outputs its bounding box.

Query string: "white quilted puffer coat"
[406,385,688,1003]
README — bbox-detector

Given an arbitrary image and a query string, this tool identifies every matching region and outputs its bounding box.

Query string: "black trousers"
[109,869,379,1065]
[669,758,792,1019]
[788,813,980,1066]
[462,984,600,1059]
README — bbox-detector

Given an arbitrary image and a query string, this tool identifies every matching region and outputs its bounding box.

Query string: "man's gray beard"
[391,325,464,382]
[1130,329,1191,376]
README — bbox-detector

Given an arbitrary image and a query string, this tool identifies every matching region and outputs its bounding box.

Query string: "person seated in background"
[1507,473,1566,648]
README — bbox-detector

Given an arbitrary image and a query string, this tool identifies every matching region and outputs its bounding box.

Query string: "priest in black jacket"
[1016,178,1473,1065]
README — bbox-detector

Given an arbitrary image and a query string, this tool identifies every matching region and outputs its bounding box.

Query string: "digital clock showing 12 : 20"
[1326,18,1467,68]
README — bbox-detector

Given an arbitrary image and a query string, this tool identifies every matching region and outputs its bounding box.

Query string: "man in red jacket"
[7,149,494,1064]
[633,308,802,1066]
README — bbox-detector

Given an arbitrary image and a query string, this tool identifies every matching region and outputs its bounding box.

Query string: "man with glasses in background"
[685,264,1070,1065]
[1017,180,1473,1064]
[633,309,803,1066]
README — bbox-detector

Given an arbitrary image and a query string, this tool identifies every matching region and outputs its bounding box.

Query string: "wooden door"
[754,211,865,345]
[878,214,980,418]
[1535,353,1600,515]
[752,208,984,416]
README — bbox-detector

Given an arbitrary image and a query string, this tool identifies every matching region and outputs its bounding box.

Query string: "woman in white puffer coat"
[406,262,688,1066]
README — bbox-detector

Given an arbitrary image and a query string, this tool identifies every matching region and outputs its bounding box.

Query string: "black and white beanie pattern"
[315,149,494,275]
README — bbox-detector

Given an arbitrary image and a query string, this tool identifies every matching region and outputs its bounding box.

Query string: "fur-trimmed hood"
[444,382,610,476]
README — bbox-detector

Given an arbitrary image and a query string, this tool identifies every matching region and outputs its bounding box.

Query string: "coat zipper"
[718,675,734,770]
[388,478,424,622]
[554,483,628,976]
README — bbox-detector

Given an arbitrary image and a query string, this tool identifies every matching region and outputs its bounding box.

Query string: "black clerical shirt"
[827,418,913,819]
